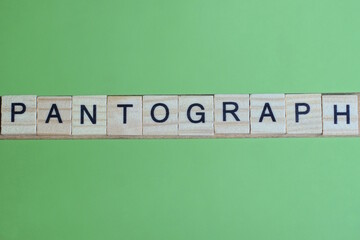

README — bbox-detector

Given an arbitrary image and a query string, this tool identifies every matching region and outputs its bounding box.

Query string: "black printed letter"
[295,103,310,123]
[223,102,240,122]
[11,103,26,122]
[259,103,276,122]
[187,103,205,123]
[117,104,133,124]
[80,105,96,124]
[334,105,350,124]
[151,103,169,123]
[46,104,63,123]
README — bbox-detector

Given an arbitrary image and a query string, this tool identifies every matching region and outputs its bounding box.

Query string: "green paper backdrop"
[1,0,360,239]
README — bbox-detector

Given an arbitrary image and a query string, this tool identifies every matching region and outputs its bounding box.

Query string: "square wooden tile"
[286,94,322,134]
[214,94,249,134]
[1,95,37,135]
[107,96,142,135]
[250,94,285,134]
[143,95,178,135]
[179,95,214,136]
[37,96,72,135]
[72,96,107,135]
[322,95,358,136]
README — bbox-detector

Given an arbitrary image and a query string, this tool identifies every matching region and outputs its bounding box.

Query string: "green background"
[1,0,360,239]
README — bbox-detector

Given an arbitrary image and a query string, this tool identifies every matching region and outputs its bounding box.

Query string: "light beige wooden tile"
[179,95,214,136]
[286,94,322,134]
[214,94,249,134]
[358,94,360,134]
[1,95,37,135]
[250,94,285,134]
[322,95,358,136]
[72,96,107,135]
[107,96,142,135]
[37,96,72,135]
[143,95,178,135]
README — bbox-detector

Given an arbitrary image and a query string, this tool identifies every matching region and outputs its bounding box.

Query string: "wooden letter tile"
[72,96,107,135]
[107,96,142,135]
[250,94,285,134]
[37,96,72,135]
[214,94,249,134]
[286,94,322,134]
[1,95,37,135]
[322,95,358,136]
[179,95,214,136]
[143,95,178,135]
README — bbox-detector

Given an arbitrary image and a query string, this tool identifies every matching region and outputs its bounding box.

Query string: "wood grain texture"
[214,94,249,134]
[179,95,214,136]
[107,96,142,135]
[286,94,322,134]
[72,96,107,135]
[1,93,360,139]
[1,95,37,135]
[0,134,359,140]
[322,95,359,136]
[250,94,286,134]
[37,96,72,135]
[143,95,178,135]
